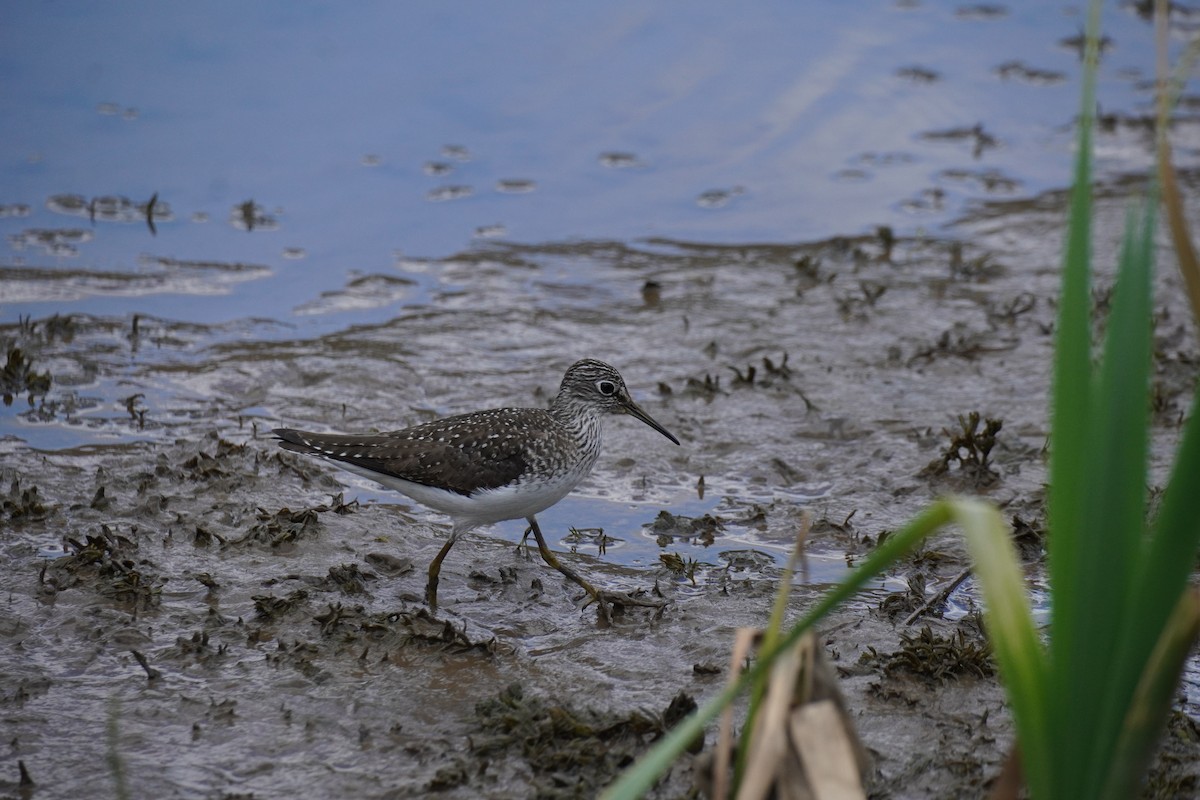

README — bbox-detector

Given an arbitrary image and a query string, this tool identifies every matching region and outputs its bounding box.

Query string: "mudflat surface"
[4,4,1200,798]
[4,176,1199,799]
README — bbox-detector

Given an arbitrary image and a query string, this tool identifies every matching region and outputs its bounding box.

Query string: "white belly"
[331,458,591,533]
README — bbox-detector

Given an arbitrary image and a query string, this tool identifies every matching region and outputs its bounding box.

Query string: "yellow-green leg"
[525,516,602,599]
[524,516,669,621]
[425,535,458,609]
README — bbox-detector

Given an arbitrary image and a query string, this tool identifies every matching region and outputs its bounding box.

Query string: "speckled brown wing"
[273,408,557,496]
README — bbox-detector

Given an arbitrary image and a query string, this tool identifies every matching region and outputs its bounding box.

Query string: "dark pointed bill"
[621,399,681,445]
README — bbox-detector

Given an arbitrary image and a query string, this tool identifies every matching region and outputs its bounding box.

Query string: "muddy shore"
[3,174,1200,799]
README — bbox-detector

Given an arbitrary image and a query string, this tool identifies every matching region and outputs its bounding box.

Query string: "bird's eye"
[597,380,617,396]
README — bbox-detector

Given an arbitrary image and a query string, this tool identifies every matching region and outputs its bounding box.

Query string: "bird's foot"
[523,516,669,621]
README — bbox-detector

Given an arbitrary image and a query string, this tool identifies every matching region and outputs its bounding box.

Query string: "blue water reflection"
[0,1,1172,326]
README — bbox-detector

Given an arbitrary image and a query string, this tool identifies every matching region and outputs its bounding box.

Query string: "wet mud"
[4,173,1200,799]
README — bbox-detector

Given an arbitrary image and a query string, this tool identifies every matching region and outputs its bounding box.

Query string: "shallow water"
[2,1,1192,334]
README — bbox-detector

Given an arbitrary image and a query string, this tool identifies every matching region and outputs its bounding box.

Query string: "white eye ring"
[596,380,617,396]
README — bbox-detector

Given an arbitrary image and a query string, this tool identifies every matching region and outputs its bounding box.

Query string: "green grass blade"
[1073,200,1157,794]
[599,502,953,800]
[951,498,1052,798]
[1125,382,1200,667]
[1138,0,1200,639]
[1045,1,1104,791]
[1099,589,1200,800]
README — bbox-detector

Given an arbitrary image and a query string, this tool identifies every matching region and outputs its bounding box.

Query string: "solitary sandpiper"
[273,359,680,613]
